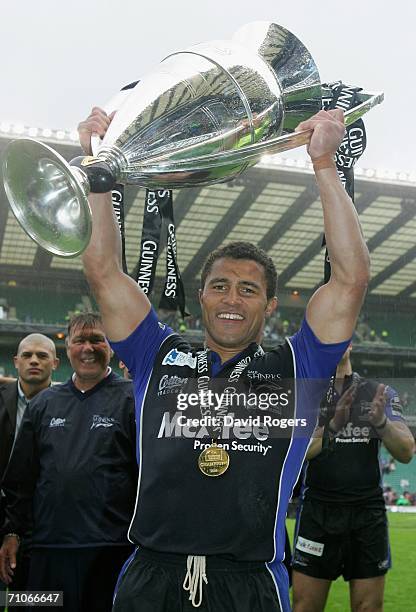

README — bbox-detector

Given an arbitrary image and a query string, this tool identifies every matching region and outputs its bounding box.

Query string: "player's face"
[14,340,58,387]
[66,324,111,383]
[199,258,276,353]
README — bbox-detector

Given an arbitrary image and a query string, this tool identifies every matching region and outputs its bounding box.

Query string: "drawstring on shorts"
[183,555,208,607]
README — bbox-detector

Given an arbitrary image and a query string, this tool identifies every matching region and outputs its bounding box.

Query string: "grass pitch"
[288,512,416,611]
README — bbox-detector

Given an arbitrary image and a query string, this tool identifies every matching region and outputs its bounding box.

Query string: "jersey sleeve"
[384,386,406,422]
[288,317,351,380]
[109,307,172,381]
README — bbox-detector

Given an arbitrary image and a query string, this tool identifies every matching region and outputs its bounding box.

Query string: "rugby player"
[79,107,370,612]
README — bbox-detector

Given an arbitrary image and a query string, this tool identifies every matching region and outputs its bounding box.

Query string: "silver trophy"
[2,21,383,257]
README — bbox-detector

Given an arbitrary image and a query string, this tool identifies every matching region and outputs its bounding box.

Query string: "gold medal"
[198,443,230,477]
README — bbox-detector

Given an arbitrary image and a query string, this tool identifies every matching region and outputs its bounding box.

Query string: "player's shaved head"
[17,333,57,358]
[14,334,59,397]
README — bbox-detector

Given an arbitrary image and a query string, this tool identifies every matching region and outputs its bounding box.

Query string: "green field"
[287,512,416,611]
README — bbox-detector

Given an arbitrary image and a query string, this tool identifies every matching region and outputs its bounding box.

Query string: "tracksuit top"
[2,372,138,547]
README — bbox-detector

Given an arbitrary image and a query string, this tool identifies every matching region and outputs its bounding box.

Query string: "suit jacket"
[0,381,18,482]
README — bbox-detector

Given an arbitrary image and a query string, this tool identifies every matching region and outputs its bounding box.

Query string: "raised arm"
[368,384,415,464]
[297,109,370,343]
[79,108,151,341]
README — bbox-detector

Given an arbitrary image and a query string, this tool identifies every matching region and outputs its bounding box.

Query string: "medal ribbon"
[194,343,264,440]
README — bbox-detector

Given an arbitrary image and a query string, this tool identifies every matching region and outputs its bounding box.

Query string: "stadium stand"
[381,446,416,505]
[0,286,94,325]
[363,312,416,348]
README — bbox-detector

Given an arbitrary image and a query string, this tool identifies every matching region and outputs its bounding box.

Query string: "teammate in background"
[118,360,131,380]
[77,107,370,612]
[0,334,59,605]
[0,314,138,612]
[292,345,415,612]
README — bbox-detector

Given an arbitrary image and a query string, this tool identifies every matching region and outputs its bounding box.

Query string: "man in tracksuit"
[0,313,138,612]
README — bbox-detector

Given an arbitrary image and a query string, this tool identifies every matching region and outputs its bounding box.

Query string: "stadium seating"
[381,446,415,493]
[0,286,92,325]
[367,313,416,348]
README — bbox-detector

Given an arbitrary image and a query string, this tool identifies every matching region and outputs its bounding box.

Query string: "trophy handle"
[137,91,384,172]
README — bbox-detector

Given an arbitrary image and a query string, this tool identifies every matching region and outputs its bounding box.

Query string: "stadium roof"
[1,127,416,307]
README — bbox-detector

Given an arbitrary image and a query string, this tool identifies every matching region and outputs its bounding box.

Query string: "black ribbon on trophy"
[134,189,188,318]
[111,185,128,274]
[321,82,367,283]
[112,186,188,318]
[158,193,188,315]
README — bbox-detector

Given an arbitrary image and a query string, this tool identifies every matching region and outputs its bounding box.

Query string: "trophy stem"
[96,145,128,183]
[69,145,128,194]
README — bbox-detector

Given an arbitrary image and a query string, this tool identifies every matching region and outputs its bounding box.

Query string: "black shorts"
[292,499,391,581]
[113,547,290,612]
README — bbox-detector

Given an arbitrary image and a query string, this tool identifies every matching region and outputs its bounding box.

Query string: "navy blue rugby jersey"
[110,308,350,564]
[302,374,405,507]
[2,372,138,547]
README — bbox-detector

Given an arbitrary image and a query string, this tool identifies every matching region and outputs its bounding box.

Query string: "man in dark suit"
[0,334,59,481]
[0,333,59,600]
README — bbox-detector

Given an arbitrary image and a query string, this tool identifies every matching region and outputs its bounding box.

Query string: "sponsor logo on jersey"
[157,410,270,441]
[49,417,66,428]
[158,374,188,396]
[246,370,281,381]
[162,349,196,368]
[295,536,324,557]
[90,415,117,430]
[335,421,371,443]
[158,322,166,330]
